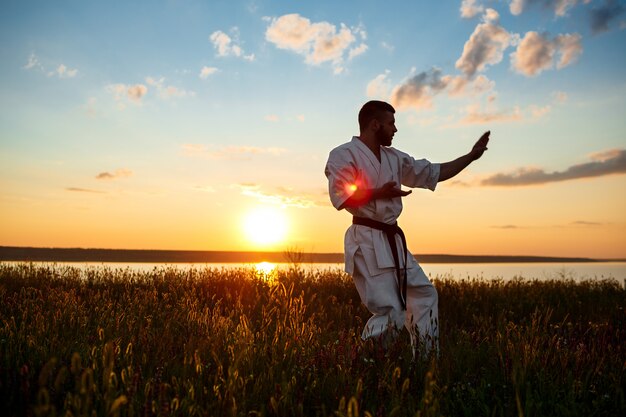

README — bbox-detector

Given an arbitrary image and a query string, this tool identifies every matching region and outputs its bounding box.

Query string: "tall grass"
[0,263,623,416]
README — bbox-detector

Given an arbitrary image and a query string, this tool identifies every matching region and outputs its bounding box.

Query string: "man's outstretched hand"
[373,181,412,200]
[341,181,411,209]
[470,131,490,161]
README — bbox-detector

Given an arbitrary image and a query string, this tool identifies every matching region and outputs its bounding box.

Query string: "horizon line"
[1,246,624,263]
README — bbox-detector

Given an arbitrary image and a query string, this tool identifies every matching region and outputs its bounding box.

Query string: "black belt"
[352,216,408,310]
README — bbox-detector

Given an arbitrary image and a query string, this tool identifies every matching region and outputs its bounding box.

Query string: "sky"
[1,0,625,259]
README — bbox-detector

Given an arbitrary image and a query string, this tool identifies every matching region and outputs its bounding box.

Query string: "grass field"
[0,263,624,416]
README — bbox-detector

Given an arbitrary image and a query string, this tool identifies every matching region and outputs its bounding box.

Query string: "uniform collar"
[352,136,381,171]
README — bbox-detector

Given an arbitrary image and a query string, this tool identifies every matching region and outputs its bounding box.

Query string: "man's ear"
[371,119,380,131]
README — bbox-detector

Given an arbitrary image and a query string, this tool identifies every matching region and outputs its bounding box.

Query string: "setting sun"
[243,207,288,246]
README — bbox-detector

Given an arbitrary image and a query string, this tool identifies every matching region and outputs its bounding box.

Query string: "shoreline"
[1,246,623,264]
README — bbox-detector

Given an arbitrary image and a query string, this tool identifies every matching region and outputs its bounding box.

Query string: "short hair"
[358,100,395,131]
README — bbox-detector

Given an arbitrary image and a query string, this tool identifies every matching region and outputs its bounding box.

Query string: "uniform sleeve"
[398,150,440,191]
[324,148,357,210]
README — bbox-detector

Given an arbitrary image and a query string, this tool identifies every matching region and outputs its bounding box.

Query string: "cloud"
[509,0,580,17]
[127,85,147,101]
[510,32,554,76]
[146,77,194,99]
[442,74,495,97]
[234,183,320,208]
[380,41,395,53]
[510,0,525,15]
[107,78,191,105]
[23,54,77,78]
[348,42,368,59]
[491,225,525,229]
[65,187,105,194]
[52,64,78,78]
[210,29,255,61]
[368,68,495,112]
[460,0,485,18]
[23,53,42,70]
[571,220,603,226]
[264,13,366,72]
[456,99,561,125]
[455,9,515,77]
[529,104,551,118]
[199,66,218,79]
[95,168,133,180]
[460,103,523,124]
[510,31,582,76]
[375,67,555,123]
[182,144,287,160]
[390,68,449,111]
[481,148,626,186]
[554,34,583,69]
[366,70,392,98]
[589,0,626,34]
[107,83,148,105]
[264,114,279,122]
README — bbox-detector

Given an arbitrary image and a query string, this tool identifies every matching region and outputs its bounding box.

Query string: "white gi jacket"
[325,137,440,277]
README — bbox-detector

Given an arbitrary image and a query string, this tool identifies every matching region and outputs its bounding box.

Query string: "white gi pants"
[352,248,439,352]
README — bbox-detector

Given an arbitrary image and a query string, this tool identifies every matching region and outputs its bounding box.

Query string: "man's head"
[358,100,397,147]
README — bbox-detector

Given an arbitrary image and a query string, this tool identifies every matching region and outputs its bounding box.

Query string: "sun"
[243,206,288,246]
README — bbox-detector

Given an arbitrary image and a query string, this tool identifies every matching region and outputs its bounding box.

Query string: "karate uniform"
[325,136,440,349]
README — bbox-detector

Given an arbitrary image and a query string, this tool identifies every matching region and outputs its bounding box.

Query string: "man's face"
[374,111,397,147]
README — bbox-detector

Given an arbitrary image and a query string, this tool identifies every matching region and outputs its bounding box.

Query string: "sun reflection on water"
[255,262,277,280]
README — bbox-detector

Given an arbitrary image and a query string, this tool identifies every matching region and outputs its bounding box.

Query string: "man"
[324,100,489,353]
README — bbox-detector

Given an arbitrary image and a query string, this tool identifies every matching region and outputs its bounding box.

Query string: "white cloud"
[455,100,560,125]
[146,77,194,99]
[199,66,218,79]
[23,53,42,70]
[210,29,255,61]
[366,70,392,98]
[380,41,395,53]
[555,0,578,16]
[106,83,148,107]
[265,13,366,73]
[390,68,448,111]
[555,33,583,68]
[95,168,133,180]
[510,32,554,76]
[460,103,523,125]
[442,74,495,97]
[264,114,279,122]
[529,104,552,118]
[510,31,582,76]
[509,0,580,17]
[54,64,78,78]
[127,85,148,102]
[461,0,485,18]
[24,54,78,79]
[510,0,525,15]
[455,9,514,77]
[369,68,496,112]
[348,43,368,60]
[481,148,626,186]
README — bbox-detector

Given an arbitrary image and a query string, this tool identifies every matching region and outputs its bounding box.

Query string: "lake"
[4,261,625,282]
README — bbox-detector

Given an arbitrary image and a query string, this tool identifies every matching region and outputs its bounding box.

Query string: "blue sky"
[1,0,625,257]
